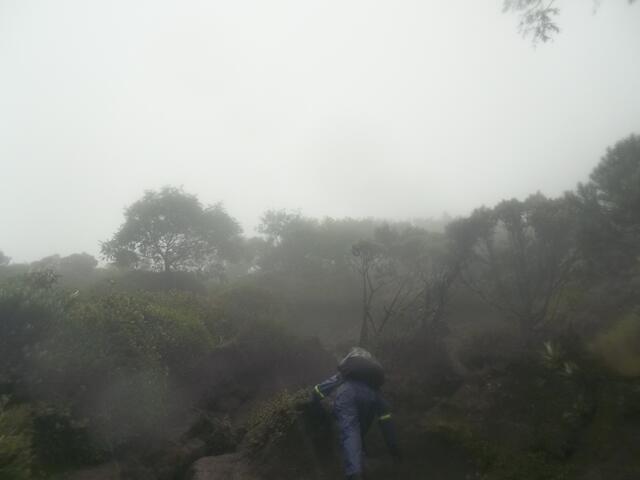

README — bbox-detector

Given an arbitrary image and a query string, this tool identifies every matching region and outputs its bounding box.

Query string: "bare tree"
[351,227,458,346]
[448,194,577,339]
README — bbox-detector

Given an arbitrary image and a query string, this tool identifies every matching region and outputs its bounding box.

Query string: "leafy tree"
[30,253,98,276]
[102,187,242,276]
[0,251,10,266]
[504,0,637,44]
[29,254,61,272]
[448,194,577,338]
[256,209,381,276]
[572,134,640,273]
[60,252,98,276]
[588,134,640,240]
[19,253,100,289]
[254,211,458,345]
[503,0,560,44]
[257,210,320,274]
[258,210,308,246]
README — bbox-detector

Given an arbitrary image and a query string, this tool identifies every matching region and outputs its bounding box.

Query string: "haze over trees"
[101,186,242,277]
[1,0,639,477]
[351,225,457,347]
[572,134,640,272]
[0,136,639,479]
[448,193,577,338]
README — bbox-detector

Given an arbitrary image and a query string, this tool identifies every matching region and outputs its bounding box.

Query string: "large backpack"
[338,347,385,389]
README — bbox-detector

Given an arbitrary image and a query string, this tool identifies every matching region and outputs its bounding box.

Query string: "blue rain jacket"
[312,374,399,476]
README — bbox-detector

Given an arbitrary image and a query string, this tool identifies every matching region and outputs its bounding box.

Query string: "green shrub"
[30,291,221,452]
[243,389,338,480]
[31,405,100,468]
[0,397,34,480]
[433,418,573,480]
[590,311,640,377]
[244,390,309,453]
[140,290,228,342]
[42,292,218,383]
[0,272,66,387]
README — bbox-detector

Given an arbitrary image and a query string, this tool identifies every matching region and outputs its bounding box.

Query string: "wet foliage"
[0,134,639,478]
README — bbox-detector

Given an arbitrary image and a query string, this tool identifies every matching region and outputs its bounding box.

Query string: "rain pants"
[313,373,399,477]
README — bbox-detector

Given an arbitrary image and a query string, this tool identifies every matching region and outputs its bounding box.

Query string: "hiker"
[312,347,401,480]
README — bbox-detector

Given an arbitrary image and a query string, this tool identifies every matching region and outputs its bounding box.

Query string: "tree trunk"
[359,274,369,347]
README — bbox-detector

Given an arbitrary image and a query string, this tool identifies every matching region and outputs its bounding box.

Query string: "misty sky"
[1,1,639,263]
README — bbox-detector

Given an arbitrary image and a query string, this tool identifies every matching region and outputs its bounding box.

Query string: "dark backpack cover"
[338,348,385,389]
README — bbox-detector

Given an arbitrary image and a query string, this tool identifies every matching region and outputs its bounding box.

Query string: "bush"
[433,416,573,480]
[590,311,640,377]
[0,397,34,480]
[31,291,221,452]
[31,405,100,468]
[243,389,338,480]
[41,292,218,387]
[245,390,308,452]
[0,272,66,390]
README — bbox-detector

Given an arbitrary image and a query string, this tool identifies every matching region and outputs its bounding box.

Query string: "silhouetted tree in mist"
[101,187,242,277]
[59,253,98,275]
[255,209,380,276]
[571,134,640,274]
[448,194,577,338]
[29,253,97,275]
[29,254,61,271]
[351,239,387,347]
[504,0,637,44]
[257,210,320,274]
[388,227,459,333]
[352,225,458,347]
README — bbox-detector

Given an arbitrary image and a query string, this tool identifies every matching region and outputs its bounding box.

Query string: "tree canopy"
[102,187,242,275]
[504,0,638,44]
[351,224,458,346]
[572,134,640,272]
[447,193,577,334]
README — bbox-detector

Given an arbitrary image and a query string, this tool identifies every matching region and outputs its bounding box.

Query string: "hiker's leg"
[335,383,363,477]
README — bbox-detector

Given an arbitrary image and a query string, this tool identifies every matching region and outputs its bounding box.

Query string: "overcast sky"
[1,0,639,263]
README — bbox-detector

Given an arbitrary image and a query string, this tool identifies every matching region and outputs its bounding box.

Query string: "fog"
[1,0,639,262]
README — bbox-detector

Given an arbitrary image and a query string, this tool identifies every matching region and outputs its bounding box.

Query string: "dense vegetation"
[0,134,639,479]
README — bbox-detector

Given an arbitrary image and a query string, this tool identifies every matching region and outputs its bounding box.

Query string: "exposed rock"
[183,413,238,455]
[152,438,210,480]
[187,453,259,480]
